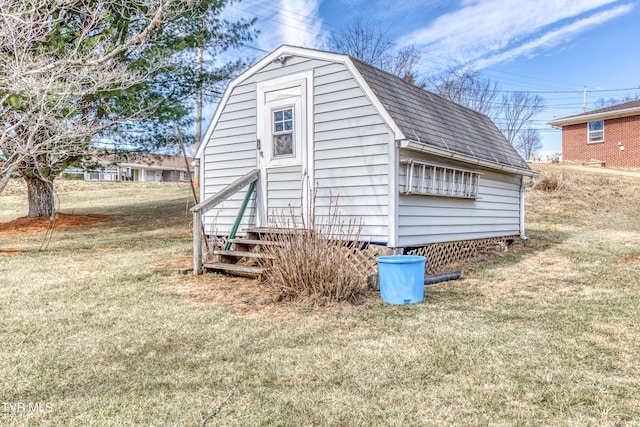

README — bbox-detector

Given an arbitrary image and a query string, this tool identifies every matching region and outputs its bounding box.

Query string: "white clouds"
[400,0,634,71]
[474,4,634,69]
[278,0,326,48]
[228,0,326,52]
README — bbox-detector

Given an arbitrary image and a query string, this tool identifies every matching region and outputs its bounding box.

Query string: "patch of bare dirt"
[90,247,118,253]
[168,273,269,309]
[0,213,113,236]
[0,249,20,256]
[161,261,384,320]
[158,245,529,319]
[621,254,640,263]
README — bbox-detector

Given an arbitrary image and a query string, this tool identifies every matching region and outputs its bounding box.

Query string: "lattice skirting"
[407,236,519,275]
[353,237,519,277]
[203,233,519,276]
[350,244,394,278]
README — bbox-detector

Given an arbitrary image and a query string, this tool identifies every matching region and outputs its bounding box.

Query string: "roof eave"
[548,107,640,127]
[399,140,536,177]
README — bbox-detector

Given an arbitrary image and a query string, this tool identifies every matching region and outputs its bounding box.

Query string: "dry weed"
[259,196,368,307]
[532,173,565,192]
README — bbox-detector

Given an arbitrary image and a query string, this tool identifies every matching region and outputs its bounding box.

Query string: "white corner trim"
[387,133,398,248]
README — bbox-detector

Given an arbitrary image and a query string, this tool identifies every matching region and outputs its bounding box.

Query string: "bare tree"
[386,46,424,87]
[329,19,423,85]
[330,18,392,68]
[0,0,254,217]
[500,91,545,146]
[593,94,640,109]
[0,0,157,209]
[428,67,501,117]
[429,69,545,150]
[331,20,544,153]
[514,127,542,161]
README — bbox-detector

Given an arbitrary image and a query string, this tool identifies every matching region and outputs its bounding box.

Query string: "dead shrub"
[259,196,368,307]
[533,173,565,192]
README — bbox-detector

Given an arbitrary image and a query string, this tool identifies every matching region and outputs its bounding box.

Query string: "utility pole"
[195,45,203,150]
[193,29,204,188]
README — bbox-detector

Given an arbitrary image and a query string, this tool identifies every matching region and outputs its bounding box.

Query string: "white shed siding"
[201,57,335,236]
[201,80,258,235]
[266,166,302,221]
[244,57,331,85]
[397,150,521,246]
[313,62,391,243]
[198,46,532,250]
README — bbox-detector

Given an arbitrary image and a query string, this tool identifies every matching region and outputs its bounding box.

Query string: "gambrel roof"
[351,58,532,174]
[198,45,533,176]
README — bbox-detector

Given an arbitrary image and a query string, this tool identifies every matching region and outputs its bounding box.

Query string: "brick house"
[548,100,640,167]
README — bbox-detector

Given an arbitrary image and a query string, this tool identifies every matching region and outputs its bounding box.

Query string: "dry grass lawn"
[1,164,639,426]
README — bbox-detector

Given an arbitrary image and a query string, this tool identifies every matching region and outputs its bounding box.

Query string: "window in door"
[272,108,294,157]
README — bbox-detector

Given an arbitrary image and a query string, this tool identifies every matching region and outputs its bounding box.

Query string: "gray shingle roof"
[351,58,531,173]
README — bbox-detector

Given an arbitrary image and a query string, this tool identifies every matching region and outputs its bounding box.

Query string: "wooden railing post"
[193,210,203,275]
[190,168,260,275]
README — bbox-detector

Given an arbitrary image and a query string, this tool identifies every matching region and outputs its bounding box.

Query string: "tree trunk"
[24,176,55,218]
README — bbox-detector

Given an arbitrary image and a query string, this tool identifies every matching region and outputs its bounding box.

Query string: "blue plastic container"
[377,255,426,305]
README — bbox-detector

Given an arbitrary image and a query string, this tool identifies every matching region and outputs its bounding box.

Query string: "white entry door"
[256,72,312,227]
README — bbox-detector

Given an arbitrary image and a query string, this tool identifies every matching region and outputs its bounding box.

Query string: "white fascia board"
[548,107,640,127]
[399,140,537,177]
[195,45,406,158]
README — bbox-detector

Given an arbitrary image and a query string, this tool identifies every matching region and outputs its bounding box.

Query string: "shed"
[193,45,535,273]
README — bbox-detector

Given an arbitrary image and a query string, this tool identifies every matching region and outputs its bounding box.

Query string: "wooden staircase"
[202,229,284,277]
[190,168,303,277]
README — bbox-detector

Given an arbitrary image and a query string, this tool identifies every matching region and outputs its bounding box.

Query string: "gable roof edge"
[196,45,406,159]
[342,56,405,140]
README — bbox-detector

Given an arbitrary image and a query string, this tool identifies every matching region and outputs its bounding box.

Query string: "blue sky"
[221,0,640,156]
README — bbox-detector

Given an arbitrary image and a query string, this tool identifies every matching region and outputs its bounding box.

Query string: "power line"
[240,43,269,54]
[230,2,638,99]
[227,4,639,114]
[231,2,324,37]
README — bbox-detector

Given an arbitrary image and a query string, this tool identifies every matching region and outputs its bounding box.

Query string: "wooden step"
[248,227,306,236]
[203,263,264,277]
[228,238,283,246]
[213,249,275,260]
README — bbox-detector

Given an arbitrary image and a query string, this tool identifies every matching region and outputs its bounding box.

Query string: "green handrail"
[223,180,257,250]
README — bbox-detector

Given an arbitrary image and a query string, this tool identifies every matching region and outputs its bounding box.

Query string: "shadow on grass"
[59,195,193,218]
[472,227,571,269]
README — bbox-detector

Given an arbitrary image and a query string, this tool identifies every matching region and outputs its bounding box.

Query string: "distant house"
[195,45,535,254]
[549,100,640,167]
[66,151,192,182]
[64,151,193,182]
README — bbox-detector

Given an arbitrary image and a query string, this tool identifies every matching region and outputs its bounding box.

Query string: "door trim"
[256,71,313,227]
